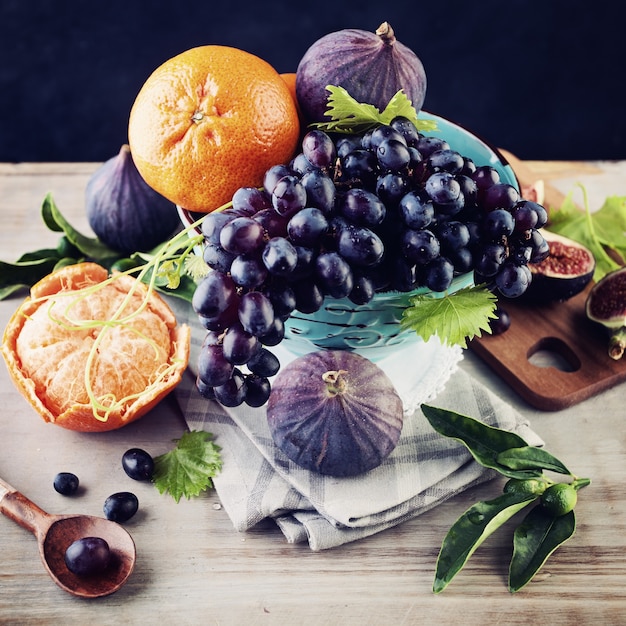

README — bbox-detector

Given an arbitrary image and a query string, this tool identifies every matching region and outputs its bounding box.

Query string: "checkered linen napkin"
[169,298,542,551]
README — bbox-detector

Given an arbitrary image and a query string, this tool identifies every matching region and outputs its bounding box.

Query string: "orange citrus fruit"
[128,46,301,213]
[1,263,190,432]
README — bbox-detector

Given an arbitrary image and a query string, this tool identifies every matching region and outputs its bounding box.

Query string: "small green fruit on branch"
[421,405,590,593]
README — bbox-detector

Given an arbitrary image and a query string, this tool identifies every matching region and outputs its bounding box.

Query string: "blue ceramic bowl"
[281,112,518,359]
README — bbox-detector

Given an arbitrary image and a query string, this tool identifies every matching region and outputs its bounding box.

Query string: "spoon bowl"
[0,477,135,598]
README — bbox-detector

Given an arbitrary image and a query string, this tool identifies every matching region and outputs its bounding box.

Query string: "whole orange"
[128,46,300,213]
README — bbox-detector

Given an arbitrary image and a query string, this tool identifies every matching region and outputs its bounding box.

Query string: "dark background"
[1,0,624,163]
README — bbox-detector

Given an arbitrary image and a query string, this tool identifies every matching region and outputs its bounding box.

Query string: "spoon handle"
[0,478,52,537]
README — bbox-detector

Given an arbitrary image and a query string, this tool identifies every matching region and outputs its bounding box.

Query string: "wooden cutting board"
[470,152,626,411]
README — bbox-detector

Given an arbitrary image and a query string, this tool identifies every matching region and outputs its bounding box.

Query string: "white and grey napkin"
[170,298,542,551]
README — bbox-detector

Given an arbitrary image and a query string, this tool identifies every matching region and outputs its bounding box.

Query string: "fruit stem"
[375,22,396,45]
[608,327,626,360]
[322,369,348,395]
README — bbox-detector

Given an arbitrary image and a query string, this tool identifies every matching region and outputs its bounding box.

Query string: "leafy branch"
[421,405,590,593]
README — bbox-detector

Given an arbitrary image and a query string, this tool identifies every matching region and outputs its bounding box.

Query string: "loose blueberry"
[53,472,79,496]
[122,448,155,481]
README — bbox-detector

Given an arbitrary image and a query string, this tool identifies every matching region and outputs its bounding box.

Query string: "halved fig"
[524,230,595,302]
[586,266,626,360]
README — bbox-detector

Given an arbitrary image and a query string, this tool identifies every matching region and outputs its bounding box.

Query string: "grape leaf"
[153,430,222,503]
[547,185,624,281]
[312,86,438,134]
[401,285,497,348]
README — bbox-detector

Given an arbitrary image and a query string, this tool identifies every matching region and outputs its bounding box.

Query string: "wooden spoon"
[0,477,136,598]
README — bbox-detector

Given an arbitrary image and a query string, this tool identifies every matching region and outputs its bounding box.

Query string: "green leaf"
[434,492,537,593]
[421,404,542,480]
[312,86,437,135]
[401,284,497,349]
[508,506,576,592]
[548,185,624,281]
[496,446,571,475]
[41,193,117,260]
[153,430,222,503]
[0,257,61,299]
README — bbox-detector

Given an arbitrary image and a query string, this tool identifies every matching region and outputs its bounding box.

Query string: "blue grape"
[337,223,384,267]
[262,237,299,276]
[222,323,260,365]
[103,492,138,523]
[238,291,275,337]
[247,348,280,377]
[287,208,329,246]
[401,228,440,265]
[65,537,111,576]
[424,257,455,292]
[197,343,234,386]
[376,139,411,171]
[495,262,532,298]
[219,216,265,255]
[339,188,386,227]
[427,149,464,174]
[398,191,434,229]
[302,129,336,169]
[272,175,307,217]
[122,448,154,481]
[244,374,271,407]
[229,255,268,289]
[315,252,354,299]
[213,369,247,407]
[301,170,336,214]
[53,472,79,496]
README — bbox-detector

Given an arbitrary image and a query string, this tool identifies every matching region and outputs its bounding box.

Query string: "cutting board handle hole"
[527,337,581,372]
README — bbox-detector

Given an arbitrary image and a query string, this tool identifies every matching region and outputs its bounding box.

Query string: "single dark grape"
[389,116,420,146]
[482,208,515,240]
[489,306,511,335]
[53,472,79,496]
[219,216,265,256]
[287,208,329,246]
[475,243,507,277]
[471,165,500,190]
[259,316,285,347]
[247,348,280,377]
[424,257,455,292]
[437,220,471,251]
[369,124,407,149]
[482,183,520,211]
[253,208,288,237]
[231,187,271,214]
[300,170,336,214]
[401,228,440,265]
[192,271,238,320]
[339,188,386,227]
[203,243,235,274]
[427,149,464,174]
[263,164,292,195]
[197,343,234,387]
[348,272,376,305]
[272,175,307,217]
[336,135,362,159]
[315,251,354,299]
[238,291,275,337]
[201,211,235,245]
[264,281,296,320]
[416,136,450,158]
[301,129,336,169]
[122,448,154,481]
[337,223,384,268]
[376,138,411,171]
[229,255,268,289]
[398,191,434,229]
[213,369,247,407]
[103,492,138,523]
[495,262,532,298]
[65,537,111,577]
[376,172,409,208]
[290,152,317,176]
[222,323,260,365]
[244,374,271,408]
[262,237,299,276]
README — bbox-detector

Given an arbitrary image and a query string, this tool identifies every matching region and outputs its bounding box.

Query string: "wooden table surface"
[0,161,625,625]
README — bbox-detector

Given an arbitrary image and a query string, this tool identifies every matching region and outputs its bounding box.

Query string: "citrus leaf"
[508,506,576,592]
[434,492,537,593]
[421,405,542,480]
[401,285,497,348]
[153,430,222,503]
[41,193,117,260]
[496,446,571,475]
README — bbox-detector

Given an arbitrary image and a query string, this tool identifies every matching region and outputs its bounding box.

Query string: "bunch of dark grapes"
[191,117,549,408]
